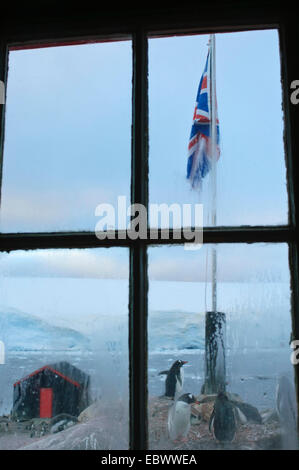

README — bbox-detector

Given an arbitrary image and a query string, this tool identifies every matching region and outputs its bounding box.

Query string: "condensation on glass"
[147,243,297,450]
[148,29,288,227]
[0,39,132,233]
[0,248,129,449]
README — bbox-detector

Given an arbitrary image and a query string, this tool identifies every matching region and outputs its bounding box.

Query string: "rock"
[78,401,101,423]
[26,418,50,437]
[50,419,76,434]
[191,403,201,419]
[261,409,279,424]
[200,402,215,422]
[51,420,67,434]
[50,414,78,426]
[190,415,200,425]
[20,416,128,450]
[0,422,10,433]
[0,416,10,423]
[191,403,202,425]
[65,421,76,429]
[192,402,214,423]
[257,430,282,449]
[196,394,218,403]
[148,395,283,450]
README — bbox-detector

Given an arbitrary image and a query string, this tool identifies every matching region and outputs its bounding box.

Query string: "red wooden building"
[12,361,90,420]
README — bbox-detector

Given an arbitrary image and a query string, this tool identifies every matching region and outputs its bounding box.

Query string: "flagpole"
[203,34,226,395]
[210,33,217,312]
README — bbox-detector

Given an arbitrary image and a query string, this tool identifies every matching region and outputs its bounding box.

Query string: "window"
[0,6,298,451]
[148,30,288,226]
[0,248,129,449]
[148,243,294,449]
[1,41,132,232]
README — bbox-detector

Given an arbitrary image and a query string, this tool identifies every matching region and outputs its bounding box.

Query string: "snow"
[0,307,90,352]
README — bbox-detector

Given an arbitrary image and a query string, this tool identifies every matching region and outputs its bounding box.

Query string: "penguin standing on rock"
[168,393,199,441]
[209,392,236,443]
[159,360,188,399]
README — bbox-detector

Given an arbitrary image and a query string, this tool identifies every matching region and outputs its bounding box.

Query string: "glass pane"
[0,248,129,449]
[0,40,131,233]
[148,244,297,450]
[149,30,288,227]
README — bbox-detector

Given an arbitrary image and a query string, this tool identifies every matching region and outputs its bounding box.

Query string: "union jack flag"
[187,48,220,190]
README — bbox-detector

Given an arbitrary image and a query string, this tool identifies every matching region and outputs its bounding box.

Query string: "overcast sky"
[0,29,291,329]
[0,242,290,331]
[0,28,287,232]
[149,29,287,226]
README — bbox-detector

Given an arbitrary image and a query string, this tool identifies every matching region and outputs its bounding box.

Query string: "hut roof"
[13,361,89,388]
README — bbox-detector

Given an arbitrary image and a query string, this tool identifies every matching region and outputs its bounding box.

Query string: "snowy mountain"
[0,305,291,353]
[148,308,291,352]
[0,308,90,351]
[148,310,206,351]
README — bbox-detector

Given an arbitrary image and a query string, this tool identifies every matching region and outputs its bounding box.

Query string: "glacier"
[0,307,90,352]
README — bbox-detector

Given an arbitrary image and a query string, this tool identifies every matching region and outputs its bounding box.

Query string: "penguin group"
[208,391,264,443]
[159,360,198,441]
[159,359,264,445]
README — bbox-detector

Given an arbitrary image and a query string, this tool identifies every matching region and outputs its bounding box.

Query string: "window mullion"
[0,40,8,207]
[280,20,299,435]
[129,28,149,450]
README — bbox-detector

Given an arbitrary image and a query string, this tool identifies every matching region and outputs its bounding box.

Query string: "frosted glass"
[149,30,288,227]
[148,244,297,450]
[0,41,132,233]
[0,248,129,450]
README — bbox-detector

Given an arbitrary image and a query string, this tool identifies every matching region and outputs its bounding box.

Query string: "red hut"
[12,361,90,420]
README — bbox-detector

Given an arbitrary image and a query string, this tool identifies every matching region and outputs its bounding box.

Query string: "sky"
[148,30,287,226]
[0,28,292,333]
[0,28,287,233]
[0,40,132,232]
[0,243,290,332]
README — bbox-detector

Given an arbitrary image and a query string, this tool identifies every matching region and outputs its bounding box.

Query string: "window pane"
[0,40,131,233]
[149,30,288,227]
[148,244,297,450]
[0,248,129,450]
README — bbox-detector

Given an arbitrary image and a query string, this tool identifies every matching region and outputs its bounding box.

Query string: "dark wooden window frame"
[0,6,299,450]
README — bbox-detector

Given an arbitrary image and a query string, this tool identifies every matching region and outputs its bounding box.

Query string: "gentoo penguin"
[159,360,188,399]
[168,393,199,441]
[209,392,236,442]
[230,400,262,424]
[276,375,298,449]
